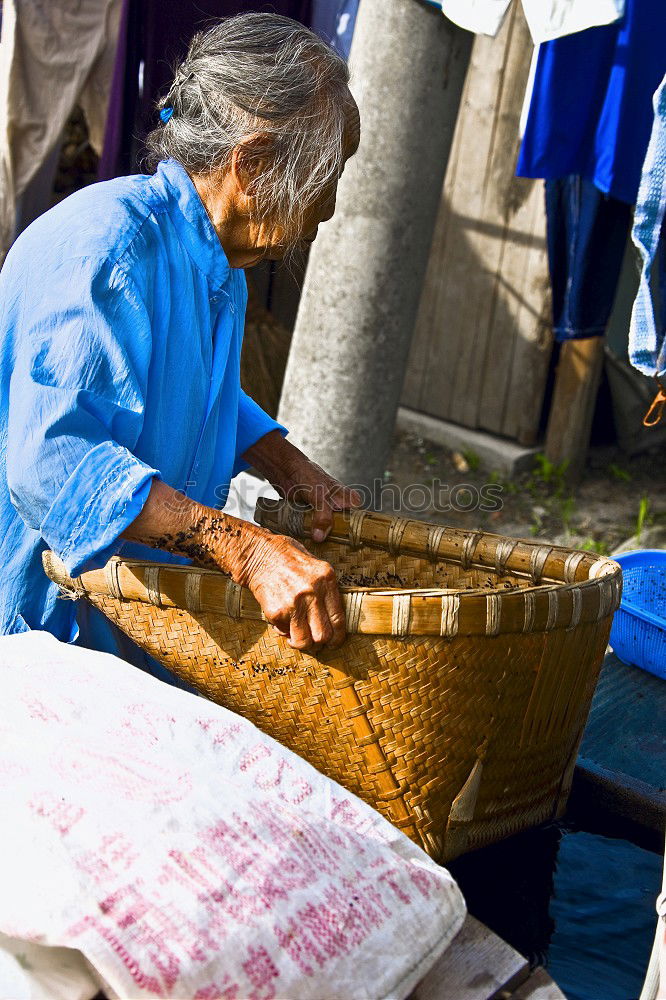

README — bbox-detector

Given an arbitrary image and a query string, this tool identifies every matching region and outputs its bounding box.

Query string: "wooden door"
[402,5,553,446]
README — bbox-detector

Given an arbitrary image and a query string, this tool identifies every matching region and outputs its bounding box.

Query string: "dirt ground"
[381,429,666,556]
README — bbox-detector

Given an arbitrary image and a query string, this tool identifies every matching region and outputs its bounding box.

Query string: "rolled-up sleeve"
[7,258,159,576]
[232,389,288,476]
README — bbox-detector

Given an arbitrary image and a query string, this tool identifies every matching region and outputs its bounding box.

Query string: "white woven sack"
[0,632,465,1000]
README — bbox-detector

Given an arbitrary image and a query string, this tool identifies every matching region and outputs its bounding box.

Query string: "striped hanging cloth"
[630,73,666,426]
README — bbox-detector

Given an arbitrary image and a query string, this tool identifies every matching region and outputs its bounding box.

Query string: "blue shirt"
[0,158,286,650]
[517,0,666,205]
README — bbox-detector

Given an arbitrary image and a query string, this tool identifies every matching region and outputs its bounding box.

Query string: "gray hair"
[146,13,351,239]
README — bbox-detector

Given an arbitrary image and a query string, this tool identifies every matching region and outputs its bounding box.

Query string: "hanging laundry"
[545,176,632,342]
[629,74,666,426]
[423,0,624,44]
[310,0,360,59]
[0,0,122,262]
[517,0,666,205]
[516,0,666,342]
[98,1,312,180]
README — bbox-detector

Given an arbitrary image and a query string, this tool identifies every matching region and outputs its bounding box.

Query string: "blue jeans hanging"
[545,175,632,342]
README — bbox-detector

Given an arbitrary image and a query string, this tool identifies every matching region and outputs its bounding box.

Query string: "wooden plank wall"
[401,5,553,446]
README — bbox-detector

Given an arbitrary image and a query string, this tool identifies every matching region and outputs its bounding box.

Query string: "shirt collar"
[151,159,231,290]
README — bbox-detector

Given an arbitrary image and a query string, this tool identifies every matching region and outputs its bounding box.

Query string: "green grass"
[581,537,611,556]
[559,495,576,533]
[462,449,481,472]
[530,453,569,497]
[636,495,651,541]
[609,462,631,482]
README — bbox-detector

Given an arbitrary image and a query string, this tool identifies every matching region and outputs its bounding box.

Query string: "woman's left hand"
[272,453,364,542]
[242,430,364,543]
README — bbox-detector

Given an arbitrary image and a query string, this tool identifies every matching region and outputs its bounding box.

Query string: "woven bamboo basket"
[44,501,621,863]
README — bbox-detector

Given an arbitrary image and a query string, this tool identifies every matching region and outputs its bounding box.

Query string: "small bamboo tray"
[44,501,621,862]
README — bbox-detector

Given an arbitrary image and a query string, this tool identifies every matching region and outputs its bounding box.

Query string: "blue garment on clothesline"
[545,176,631,341]
[517,0,666,205]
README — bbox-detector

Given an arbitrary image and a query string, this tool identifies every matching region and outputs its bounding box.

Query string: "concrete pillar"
[277,0,472,493]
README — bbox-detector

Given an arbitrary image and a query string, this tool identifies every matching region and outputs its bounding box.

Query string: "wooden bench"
[411,915,566,1000]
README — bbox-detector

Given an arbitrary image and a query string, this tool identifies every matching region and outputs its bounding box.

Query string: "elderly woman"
[0,13,361,672]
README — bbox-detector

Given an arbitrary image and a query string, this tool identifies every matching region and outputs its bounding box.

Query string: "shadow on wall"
[401,189,553,448]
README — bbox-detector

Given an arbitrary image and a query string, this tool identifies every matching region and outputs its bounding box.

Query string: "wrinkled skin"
[192,95,360,268]
[238,432,363,650]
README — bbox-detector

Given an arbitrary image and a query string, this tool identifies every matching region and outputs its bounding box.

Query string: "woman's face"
[246,96,361,265]
[193,95,360,269]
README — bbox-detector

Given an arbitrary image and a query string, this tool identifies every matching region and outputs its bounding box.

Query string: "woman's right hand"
[123,480,345,652]
[239,532,347,652]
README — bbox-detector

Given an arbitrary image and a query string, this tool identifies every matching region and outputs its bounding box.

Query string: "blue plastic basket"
[609,549,666,680]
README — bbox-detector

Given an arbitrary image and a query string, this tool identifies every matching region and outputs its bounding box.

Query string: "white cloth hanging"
[430,0,624,43]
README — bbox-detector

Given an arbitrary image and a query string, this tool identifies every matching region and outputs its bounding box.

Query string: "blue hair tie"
[160,106,174,124]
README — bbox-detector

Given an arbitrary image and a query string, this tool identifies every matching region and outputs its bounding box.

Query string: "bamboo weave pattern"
[43,502,621,861]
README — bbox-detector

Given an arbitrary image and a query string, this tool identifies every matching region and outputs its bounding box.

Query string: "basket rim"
[255,498,621,584]
[43,500,622,638]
